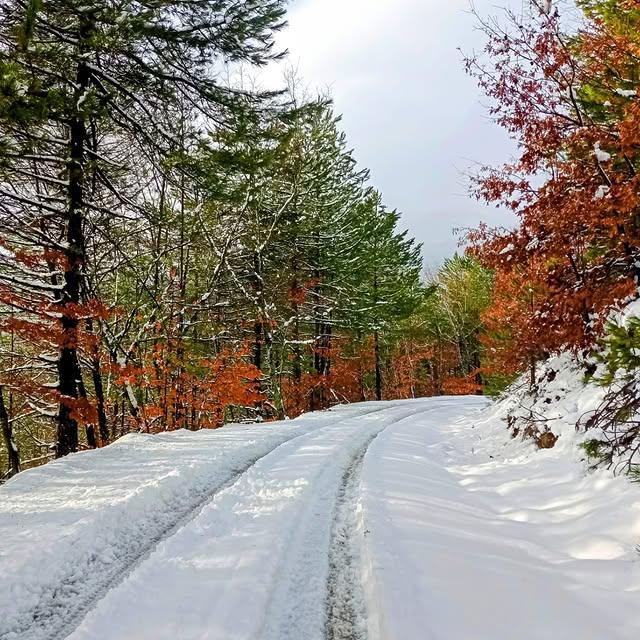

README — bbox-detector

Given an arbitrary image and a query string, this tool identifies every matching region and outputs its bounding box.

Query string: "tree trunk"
[85,319,109,444]
[252,250,266,372]
[73,355,97,449]
[374,330,382,401]
[174,162,189,430]
[0,386,20,478]
[290,255,302,414]
[57,15,93,457]
[91,357,108,444]
[529,356,536,390]
[373,271,382,401]
[253,320,262,370]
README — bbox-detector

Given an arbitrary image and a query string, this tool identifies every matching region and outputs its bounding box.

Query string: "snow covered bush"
[579,302,640,476]
[494,299,640,477]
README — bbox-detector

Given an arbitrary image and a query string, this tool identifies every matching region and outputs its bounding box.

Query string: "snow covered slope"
[361,399,640,640]
[1,397,639,640]
[491,298,640,461]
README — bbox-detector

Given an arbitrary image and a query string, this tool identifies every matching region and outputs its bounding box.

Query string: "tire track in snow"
[13,405,392,640]
[324,433,377,640]
[260,404,433,640]
[324,403,452,640]
[28,452,273,640]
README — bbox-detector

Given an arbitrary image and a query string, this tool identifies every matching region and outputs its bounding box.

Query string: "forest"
[2,0,640,481]
[0,0,491,478]
[3,3,640,638]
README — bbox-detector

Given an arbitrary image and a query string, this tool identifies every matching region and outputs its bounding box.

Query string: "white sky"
[263,0,523,266]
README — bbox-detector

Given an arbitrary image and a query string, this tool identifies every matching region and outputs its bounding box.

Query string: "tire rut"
[261,405,432,640]
[324,404,447,640]
[324,434,377,640]
[30,451,276,640]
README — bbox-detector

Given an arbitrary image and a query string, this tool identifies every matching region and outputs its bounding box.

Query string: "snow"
[594,142,612,163]
[611,296,640,327]
[490,351,605,446]
[0,408,379,640]
[1,397,640,639]
[66,402,424,640]
[525,237,540,251]
[361,397,640,639]
[76,90,89,110]
[493,297,640,456]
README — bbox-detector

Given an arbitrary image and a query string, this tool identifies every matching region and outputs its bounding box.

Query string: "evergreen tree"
[0,0,287,455]
[345,193,423,400]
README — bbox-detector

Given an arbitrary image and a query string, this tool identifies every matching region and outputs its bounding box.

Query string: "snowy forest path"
[3,397,640,640]
[0,403,393,640]
[65,402,434,640]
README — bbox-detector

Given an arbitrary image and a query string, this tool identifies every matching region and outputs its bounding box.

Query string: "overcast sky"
[262,0,522,266]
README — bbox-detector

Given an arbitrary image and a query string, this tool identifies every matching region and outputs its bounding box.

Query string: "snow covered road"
[67,402,435,640]
[2,397,640,640]
[0,403,396,640]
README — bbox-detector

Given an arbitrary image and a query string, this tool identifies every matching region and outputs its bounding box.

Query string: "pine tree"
[0,0,287,455]
[345,193,423,400]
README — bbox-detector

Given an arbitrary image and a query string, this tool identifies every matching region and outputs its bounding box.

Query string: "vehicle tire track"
[260,405,432,640]
[324,435,376,640]
[325,404,450,640]
[25,452,274,640]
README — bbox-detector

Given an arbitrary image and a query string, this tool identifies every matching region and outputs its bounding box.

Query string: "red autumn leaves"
[466,1,640,378]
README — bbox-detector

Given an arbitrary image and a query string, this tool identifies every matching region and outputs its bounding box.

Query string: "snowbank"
[488,351,604,454]
[488,297,640,462]
[361,397,640,639]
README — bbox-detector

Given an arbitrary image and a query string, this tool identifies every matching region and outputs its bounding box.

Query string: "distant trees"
[344,193,424,400]
[404,256,492,396]
[421,256,493,393]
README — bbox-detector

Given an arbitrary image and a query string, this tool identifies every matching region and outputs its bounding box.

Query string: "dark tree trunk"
[312,319,332,410]
[86,319,109,444]
[73,355,97,449]
[174,164,188,430]
[291,255,302,400]
[253,251,265,372]
[372,272,382,402]
[91,358,108,443]
[374,330,382,402]
[0,386,20,478]
[57,16,93,457]
[529,357,537,390]
[253,320,262,370]
[472,343,483,394]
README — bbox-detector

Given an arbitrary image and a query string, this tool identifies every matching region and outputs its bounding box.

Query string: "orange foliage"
[112,343,263,433]
[441,374,482,396]
[384,341,440,399]
[466,3,640,371]
[281,343,365,417]
[280,333,481,418]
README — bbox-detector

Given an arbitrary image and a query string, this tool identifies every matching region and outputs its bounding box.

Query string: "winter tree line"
[0,0,493,478]
[466,0,640,472]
